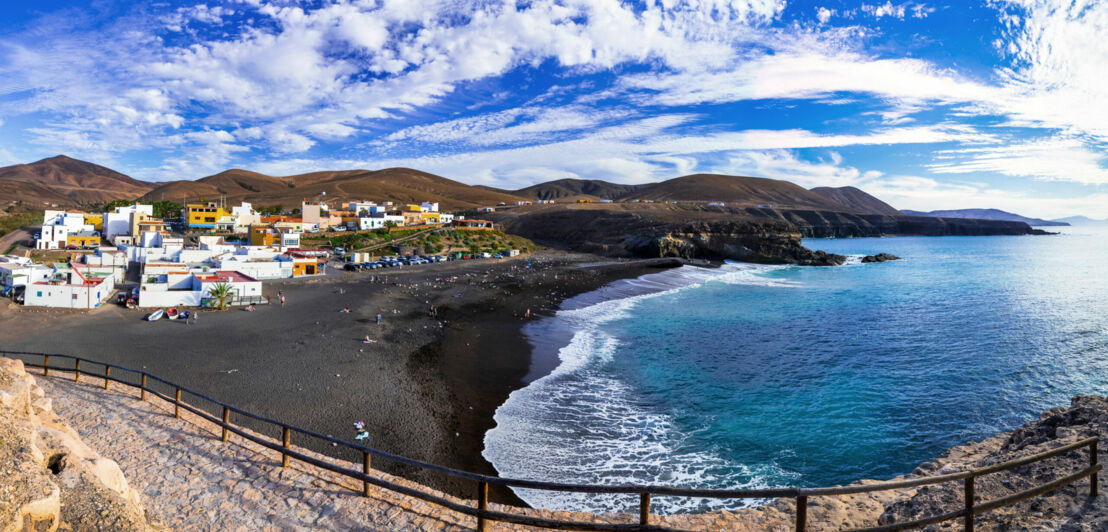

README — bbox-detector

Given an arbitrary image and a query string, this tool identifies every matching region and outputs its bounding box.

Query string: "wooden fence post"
[795,495,807,532]
[281,427,291,467]
[43,355,49,377]
[174,388,181,418]
[74,359,80,383]
[104,366,110,390]
[140,374,146,401]
[221,407,230,442]
[964,476,975,532]
[362,451,372,497]
[639,492,651,526]
[477,481,488,532]
[1092,441,1099,497]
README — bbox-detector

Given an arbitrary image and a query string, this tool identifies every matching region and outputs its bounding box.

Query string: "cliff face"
[491,208,846,265]
[745,208,1050,238]
[488,204,1047,265]
[0,358,160,532]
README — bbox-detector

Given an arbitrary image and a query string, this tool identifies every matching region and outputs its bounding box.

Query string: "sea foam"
[483,262,797,514]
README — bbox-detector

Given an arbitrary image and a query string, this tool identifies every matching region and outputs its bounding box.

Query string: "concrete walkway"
[31,370,759,531]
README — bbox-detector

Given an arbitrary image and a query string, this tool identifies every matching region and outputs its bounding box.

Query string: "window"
[36,291,42,297]
[73,294,78,300]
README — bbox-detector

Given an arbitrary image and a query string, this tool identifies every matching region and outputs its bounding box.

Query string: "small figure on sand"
[280,294,286,307]
[353,421,371,442]
[363,336,377,344]
[524,308,531,319]
[376,313,382,324]
[244,305,256,312]
[340,307,350,313]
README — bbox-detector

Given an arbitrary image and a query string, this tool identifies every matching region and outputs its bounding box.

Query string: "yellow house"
[420,212,441,224]
[66,231,100,248]
[249,225,279,246]
[84,213,103,231]
[405,204,422,213]
[186,203,230,230]
[291,260,319,276]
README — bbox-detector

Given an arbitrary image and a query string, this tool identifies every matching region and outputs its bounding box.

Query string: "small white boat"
[147,309,164,322]
[166,308,179,320]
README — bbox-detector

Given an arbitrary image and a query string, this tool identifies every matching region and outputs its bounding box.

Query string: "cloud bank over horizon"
[0,0,1106,218]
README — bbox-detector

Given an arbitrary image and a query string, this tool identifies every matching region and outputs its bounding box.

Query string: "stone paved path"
[31,370,759,531]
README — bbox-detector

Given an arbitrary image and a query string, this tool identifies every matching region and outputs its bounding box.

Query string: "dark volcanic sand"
[0,251,680,504]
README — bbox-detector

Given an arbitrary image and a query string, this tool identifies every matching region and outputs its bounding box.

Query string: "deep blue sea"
[483,226,1108,514]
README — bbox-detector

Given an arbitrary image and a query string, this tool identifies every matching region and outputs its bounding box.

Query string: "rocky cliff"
[487,203,1047,265]
[491,207,846,265]
[743,208,1052,238]
[0,358,160,532]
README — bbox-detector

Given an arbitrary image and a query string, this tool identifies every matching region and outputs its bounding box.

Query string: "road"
[0,225,35,253]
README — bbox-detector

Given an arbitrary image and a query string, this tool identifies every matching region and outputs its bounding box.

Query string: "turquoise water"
[483,227,1108,514]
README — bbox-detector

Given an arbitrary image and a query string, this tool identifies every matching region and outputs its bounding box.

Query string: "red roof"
[194,271,259,283]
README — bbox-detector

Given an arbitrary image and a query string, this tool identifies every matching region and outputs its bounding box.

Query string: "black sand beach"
[0,251,681,503]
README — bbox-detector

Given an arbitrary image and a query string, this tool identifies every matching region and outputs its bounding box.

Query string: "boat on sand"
[146,309,164,322]
[166,308,179,320]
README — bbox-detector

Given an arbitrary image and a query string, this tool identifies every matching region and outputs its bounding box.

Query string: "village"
[0,199,510,312]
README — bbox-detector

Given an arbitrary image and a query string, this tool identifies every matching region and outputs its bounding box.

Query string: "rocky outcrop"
[861,253,900,263]
[729,395,1108,530]
[489,208,847,265]
[0,358,160,532]
[486,203,1047,266]
[744,208,1052,238]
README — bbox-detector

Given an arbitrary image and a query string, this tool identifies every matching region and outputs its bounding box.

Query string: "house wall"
[138,290,202,308]
[24,278,114,309]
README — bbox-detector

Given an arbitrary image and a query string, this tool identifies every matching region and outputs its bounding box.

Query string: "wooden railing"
[5,351,1100,532]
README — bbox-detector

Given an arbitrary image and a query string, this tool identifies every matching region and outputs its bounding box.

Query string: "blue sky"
[1,0,1106,218]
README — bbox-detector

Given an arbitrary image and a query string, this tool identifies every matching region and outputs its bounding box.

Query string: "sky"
[0,0,1106,219]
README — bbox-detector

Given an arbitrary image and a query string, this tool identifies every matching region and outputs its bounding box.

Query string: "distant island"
[1051,215,1108,226]
[899,208,1070,227]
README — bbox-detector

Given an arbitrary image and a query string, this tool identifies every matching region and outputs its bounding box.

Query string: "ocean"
[482,226,1108,515]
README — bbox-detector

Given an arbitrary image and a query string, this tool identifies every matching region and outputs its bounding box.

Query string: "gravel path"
[30,369,755,531]
[34,371,480,532]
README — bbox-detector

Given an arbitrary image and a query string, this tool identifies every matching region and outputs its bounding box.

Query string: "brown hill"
[512,179,643,201]
[141,167,526,211]
[0,155,155,206]
[625,174,848,210]
[809,186,900,216]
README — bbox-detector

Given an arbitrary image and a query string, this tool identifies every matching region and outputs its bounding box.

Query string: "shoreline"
[0,250,682,505]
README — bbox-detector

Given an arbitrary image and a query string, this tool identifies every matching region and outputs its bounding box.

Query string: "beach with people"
[0,250,680,502]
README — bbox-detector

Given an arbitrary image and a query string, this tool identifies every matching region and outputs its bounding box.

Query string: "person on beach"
[340,307,350,313]
[376,313,382,324]
[280,294,286,307]
[363,336,376,344]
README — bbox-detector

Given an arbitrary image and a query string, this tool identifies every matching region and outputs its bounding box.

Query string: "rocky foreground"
[0,357,162,531]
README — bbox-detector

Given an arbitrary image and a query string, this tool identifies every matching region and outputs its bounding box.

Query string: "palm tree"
[207,282,234,310]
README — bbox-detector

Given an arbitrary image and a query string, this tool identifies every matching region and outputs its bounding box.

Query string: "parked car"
[344,263,360,272]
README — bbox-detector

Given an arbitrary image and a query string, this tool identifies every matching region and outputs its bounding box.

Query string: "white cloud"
[927,136,1108,185]
[816,7,834,24]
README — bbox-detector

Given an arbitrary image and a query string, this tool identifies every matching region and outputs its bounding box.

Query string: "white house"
[82,248,128,283]
[439,213,455,224]
[231,202,261,233]
[24,265,115,309]
[420,202,439,212]
[0,256,51,297]
[357,213,404,230]
[348,201,377,215]
[137,270,263,308]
